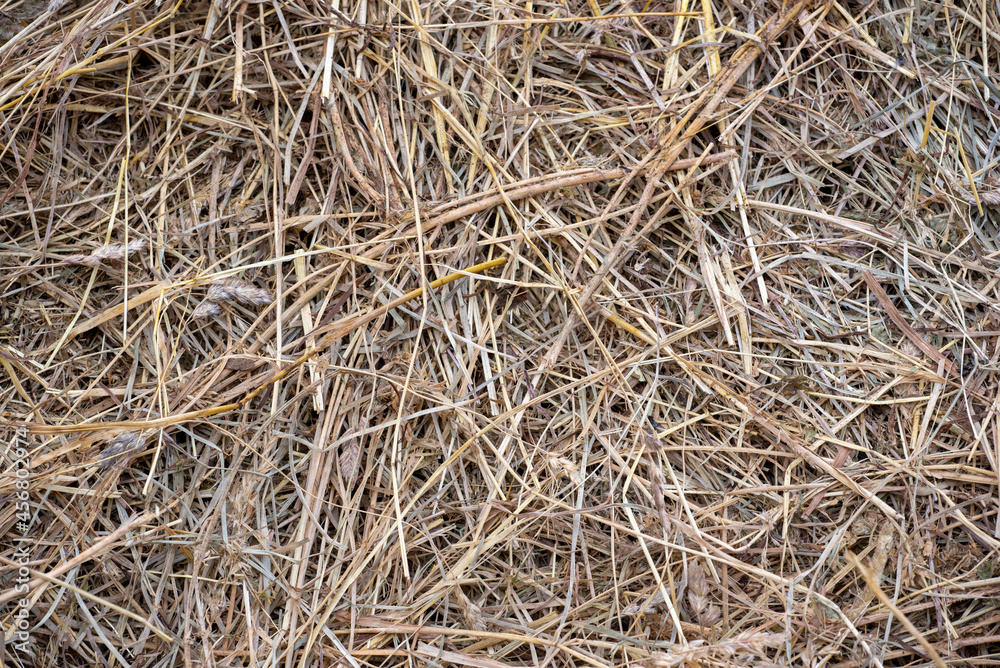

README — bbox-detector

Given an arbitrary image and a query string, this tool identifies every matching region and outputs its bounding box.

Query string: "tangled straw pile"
[3,0,1000,664]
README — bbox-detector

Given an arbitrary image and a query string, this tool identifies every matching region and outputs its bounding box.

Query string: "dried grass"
[3,0,1000,665]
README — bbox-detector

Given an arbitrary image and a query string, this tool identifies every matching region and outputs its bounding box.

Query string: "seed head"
[205,278,273,306]
[64,239,147,268]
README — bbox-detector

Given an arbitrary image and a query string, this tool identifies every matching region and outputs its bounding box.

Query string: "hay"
[3,0,1000,665]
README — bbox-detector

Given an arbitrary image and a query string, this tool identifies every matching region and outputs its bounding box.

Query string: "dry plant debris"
[4,0,1000,665]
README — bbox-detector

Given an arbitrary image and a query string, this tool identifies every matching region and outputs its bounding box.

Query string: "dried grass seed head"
[205,278,274,306]
[64,239,147,268]
[192,300,223,319]
[96,431,146,469]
